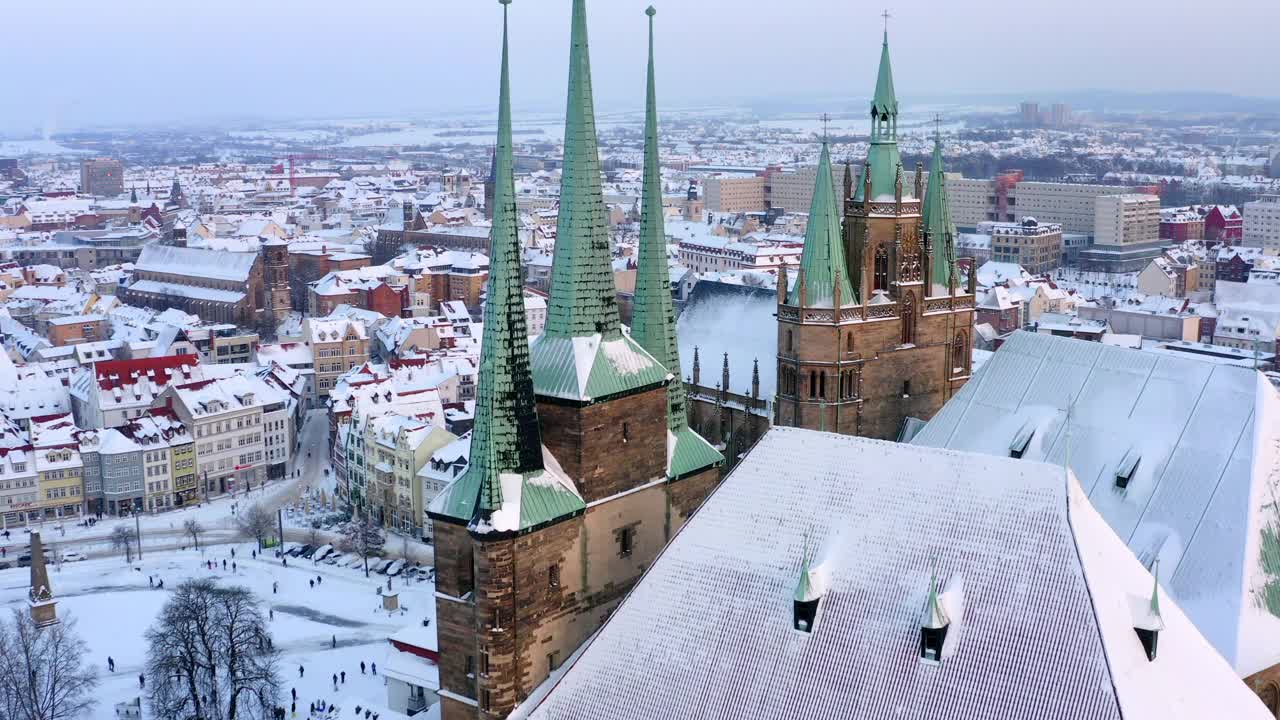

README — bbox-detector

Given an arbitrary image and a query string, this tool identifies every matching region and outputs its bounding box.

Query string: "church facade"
[775,32,975,440]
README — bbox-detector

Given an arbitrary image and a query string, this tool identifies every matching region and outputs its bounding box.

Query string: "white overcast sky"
[5,0,1278,133]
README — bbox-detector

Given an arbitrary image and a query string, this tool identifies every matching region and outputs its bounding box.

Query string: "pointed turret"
[923,132,955,292]
[629,7,722,479]
[788,142,857,307]
[856,29,905,203]
[872,30,898,119]
[921,567,949,630]
[430,0,583,533]
[530,0,668,402]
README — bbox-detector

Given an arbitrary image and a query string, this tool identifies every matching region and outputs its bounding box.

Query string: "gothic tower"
[778,29,974,441]
[261,238,292,324]
[427,5,720,719]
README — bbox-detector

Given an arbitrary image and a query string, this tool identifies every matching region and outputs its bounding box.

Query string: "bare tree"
[111,525,136,563]
[184,518,205,551]
[146,579,280,720]
[0,610,98,720]
[236,504,275,552]
[338,516,384,578]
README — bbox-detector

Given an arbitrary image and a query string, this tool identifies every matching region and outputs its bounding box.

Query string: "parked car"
[17,554,31,568]
[311,544,333,562]
[60,551,86,562]
[373,558,394,574]
[346,555,366,569]
[385,559,405,576]
[324,553,345,566]
[299,545,317,559]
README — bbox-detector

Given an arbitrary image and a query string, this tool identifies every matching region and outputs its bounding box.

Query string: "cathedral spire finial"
[923,129,955,293]
[790,140,856,307]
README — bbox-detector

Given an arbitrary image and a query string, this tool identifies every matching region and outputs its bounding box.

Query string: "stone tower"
[777,29,974,441]
[426,5,721,719]
[28,532,57,627]
[261,238,292,322]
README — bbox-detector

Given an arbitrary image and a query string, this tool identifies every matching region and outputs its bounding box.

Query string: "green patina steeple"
[787,141,856,308]
[872,30,898,118]
[923,132,955,291]
[431,0,584,533]
[629,7,722,479]
[543,0,622,339]
[855,29,905,203]
[530,0,669,402]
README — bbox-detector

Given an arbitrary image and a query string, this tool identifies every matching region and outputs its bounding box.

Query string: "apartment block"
[990,218,1064,274]
[947,173,1147,236]
[80,158,124,198]
[1245,195,1280,250]
[1095,194,1161,247]
[703,174,765,213]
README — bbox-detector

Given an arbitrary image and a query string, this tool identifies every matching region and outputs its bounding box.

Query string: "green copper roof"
[432,0,583,533]
[923,134,955,290]
[629,8,722,476]
[530,0,669,403]
[872,31,898,117]
[788,142,856,307]
[542,0,621,340]
[855,31,904,203]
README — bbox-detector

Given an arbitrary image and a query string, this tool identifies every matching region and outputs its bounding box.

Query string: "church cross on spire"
[881,9,891,33]
[820,113,832,142]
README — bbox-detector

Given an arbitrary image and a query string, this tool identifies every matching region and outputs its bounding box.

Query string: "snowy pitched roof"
[134,245,257,283]
[519,427,1268,720]
[912,330,1280,676]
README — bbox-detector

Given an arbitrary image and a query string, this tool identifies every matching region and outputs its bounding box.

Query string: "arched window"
[809,371,817,399]
[953,332,967,372]
[874,247,889,292]
[819,372,826,400]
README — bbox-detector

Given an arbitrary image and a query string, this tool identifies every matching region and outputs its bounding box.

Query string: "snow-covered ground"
[0,539,435,718]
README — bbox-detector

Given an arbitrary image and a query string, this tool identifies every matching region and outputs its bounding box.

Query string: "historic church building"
[775,31,975,440]
[427,3,722,718]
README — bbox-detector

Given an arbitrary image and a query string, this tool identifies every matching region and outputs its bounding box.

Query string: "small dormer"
[1009,421,1034,459]
[920,570,950,663]
[793,547,825,633]
[1115,449,1140,490]
[1133,562,1164,662]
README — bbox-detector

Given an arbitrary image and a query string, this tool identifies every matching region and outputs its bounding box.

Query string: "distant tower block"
[28,532,58,627]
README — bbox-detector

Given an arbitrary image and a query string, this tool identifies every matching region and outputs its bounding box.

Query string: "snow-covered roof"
[913,330,1280,676]
[519,427,1267,720]
[126,279,246,305]
[134,245,257,283]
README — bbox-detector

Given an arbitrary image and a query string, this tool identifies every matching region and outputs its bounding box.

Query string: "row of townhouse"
[343,412,454,537]
[0,369,295,526]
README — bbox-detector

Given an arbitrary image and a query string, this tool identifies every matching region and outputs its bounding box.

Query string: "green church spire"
[923,131,955,291]
[788,141,856,308]
[856,28,905,203]
[629,6,722,478]
[430,0,584,532]
[872,30,898,119]
[542,0,621,339]
[529,0,669,403]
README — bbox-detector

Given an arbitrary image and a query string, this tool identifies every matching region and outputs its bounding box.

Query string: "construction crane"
[284,153,334,196]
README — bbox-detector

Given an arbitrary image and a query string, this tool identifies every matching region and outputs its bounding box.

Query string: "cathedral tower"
[777,29,974,440]
[428,5,720,718]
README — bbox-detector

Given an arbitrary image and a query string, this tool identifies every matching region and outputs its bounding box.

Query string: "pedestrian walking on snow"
[371,662,376,675]
[148,576,153,587]
[273,581,278,594]
[340,671,345,683]
[231,548,235,558]
[107,656,115,672]
[222,559,227,570]
[232,561,237,573]
[138,673,145,689]
[299,664,304,678]
[332,673,338,691]
[309,579,314,589]
[360,661,366,675]
[270,609,274,620]
[331,635,336,649]
[316,576,322,586]
[292,688,297,702]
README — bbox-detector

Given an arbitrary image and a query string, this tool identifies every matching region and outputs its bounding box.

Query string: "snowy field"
[0,540,436,719]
